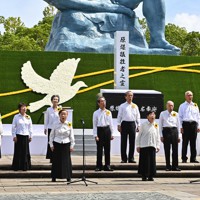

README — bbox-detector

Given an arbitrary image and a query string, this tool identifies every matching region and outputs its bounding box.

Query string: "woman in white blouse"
[0,113,3,158]
[136,111,160,181]
[44,95,60,162]
[49,109,75,182]
[12,103,33,171]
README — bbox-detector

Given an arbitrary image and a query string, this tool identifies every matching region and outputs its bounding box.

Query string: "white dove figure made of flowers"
[21,58,87,112]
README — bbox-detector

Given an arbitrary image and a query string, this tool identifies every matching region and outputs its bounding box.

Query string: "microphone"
[81,119,85,125]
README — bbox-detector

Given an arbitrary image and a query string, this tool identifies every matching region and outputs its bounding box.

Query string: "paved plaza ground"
[0,155,199,199]
[0,177,199,199]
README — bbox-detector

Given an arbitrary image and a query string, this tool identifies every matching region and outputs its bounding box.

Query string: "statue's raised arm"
[44,0,134,17]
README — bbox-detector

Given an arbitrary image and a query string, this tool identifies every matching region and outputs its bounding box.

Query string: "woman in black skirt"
[136,111,160,181]
[44,95,60,163]
[12,103,33,171]
[49,109,75,182]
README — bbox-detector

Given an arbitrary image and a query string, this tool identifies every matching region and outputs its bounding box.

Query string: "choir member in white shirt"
[159,101,181,171]
[117,91,140,163]
[0,113,3,158]
[93,96,114,171]
[12,103,33,171]
[136,111,160,181]
[44,95,60,162]
[49,109,75,182]
[178,91,200,163]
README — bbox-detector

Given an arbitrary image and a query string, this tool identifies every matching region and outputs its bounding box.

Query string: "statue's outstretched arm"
[44,0,134,17]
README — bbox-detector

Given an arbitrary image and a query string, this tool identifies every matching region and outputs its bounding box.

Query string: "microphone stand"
[67,119,98,186]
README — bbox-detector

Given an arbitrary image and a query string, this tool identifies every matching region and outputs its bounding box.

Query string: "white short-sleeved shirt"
[93,108,114,137]
[12,113,33,138]
[159,110,180,136]
[49,121,75,148]
[117,102,140,126]
[44,107,59,130]
[178,101,200,128]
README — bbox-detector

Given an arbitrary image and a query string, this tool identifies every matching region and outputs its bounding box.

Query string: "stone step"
[0,164,199,171]
[74,135,94,140]
[1,156,199,179]
[0,170,199,179]
[73,144,96,151]
[73,134,96,155]
[74,139,95,145]
[72,151,96,156]
[72,143,96,147]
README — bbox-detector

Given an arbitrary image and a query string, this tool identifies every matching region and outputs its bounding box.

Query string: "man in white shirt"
[93,96,114,171]
[159,101,181,171]
[178,91,200,163]
[117,91,140,163]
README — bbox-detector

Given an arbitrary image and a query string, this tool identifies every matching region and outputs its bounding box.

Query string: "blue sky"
[0,0,200,33]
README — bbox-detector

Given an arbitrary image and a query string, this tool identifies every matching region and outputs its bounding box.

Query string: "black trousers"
[96,126,111,168]
[138,147,156,178]
[121,121,136,162]
[12,134,31,171]
[182,121,197,162]
[46,129,53,160]
[162,127,179,169]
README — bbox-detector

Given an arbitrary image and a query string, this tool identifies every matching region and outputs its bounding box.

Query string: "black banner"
[102,92,164,119]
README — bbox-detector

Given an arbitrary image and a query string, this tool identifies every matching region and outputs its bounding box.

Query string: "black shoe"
[142,177,147,181]
[165,168,171,171]
[190,160,199,163]
[182,160,187,163]
[128,159,136,163]
[67,178,71,183]
[148,177,154,181]
[95,167,102,172]
[52,178,56,182]
[121,160,127,163]
[104,166,113,171]
[172,167,181,171]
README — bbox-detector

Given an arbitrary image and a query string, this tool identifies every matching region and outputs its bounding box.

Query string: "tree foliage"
[182,32,200,56]
[0,11,199,56]
[165,23,188,50]
[139,18,200,56]
[0,5,55,51]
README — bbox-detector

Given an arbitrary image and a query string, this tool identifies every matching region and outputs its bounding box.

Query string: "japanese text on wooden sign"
[114,31,129,89]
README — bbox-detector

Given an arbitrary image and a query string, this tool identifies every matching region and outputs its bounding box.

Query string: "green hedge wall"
[0,51,200,128]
